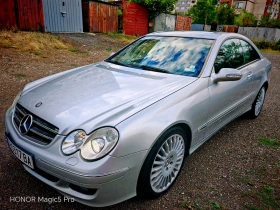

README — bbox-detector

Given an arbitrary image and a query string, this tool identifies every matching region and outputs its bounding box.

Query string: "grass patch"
[210,202,221,210]
[258,137,280,148]
[257,185,279,209]
[14,74,26,78]
[105,32,136,45]
[105,47,112,52]
[0,30,72,52]
[178,201,203,209]
[244,205,262,210]
[69,49,78,53]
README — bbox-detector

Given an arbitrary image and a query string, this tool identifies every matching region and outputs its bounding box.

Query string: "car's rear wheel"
[137,127,187,198]
[248,86,266,119]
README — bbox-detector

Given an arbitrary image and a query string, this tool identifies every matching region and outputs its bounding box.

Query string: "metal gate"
[43,0,83,32]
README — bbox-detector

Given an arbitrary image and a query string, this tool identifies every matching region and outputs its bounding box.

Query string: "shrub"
[252,40,280,51]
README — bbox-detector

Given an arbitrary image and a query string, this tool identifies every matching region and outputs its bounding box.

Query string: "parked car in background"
[5,31,271,207]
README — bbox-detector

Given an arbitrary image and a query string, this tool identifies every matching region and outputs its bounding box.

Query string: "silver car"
[5,31,271,207]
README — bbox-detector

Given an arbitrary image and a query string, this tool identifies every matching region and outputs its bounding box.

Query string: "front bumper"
[5,107,147,207]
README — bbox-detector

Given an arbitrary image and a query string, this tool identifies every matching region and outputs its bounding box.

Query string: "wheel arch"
[262,81,269,91]
[136,121,192,196]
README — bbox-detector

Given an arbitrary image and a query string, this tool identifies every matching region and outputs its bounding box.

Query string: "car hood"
[19,62,197,135]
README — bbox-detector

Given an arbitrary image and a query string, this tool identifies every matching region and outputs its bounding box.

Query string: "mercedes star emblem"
[19,115,33,134]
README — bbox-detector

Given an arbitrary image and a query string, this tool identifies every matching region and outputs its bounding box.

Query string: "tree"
[130,0,178,14]
[258,14,280,28]
[187,0,216,24]
[217,4,235,25]
[234,9,257,27]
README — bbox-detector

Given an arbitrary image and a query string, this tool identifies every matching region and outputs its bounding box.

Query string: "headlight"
[61,127,119,160]
[62,130,87,155]
[81,127,119,160]
[12,91,22,108]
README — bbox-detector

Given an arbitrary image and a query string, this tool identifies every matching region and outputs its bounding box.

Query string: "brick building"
[219,0,280,20]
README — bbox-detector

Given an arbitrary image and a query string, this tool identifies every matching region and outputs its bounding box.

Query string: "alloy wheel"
[150,134,185,193]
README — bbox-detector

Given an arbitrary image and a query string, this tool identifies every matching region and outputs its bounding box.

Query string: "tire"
[137,127,187,199]
[247,86,266,119]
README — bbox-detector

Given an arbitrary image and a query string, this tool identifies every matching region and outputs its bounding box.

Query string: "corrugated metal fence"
[43,0,83,32]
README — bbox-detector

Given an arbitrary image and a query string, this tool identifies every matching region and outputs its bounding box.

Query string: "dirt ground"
[0,33,279,210]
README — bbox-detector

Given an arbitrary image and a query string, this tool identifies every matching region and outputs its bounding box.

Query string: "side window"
[240,40,260,64]
[214,39,244,73]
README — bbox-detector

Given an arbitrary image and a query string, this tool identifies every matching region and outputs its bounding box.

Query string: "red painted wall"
[123,1,148,36]
[0,0,44,31]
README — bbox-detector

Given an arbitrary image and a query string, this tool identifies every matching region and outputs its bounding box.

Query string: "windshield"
[106,36,214,77]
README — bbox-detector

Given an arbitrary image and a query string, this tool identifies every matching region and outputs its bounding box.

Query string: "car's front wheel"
[248,86,266,118]
[137,127,187,198]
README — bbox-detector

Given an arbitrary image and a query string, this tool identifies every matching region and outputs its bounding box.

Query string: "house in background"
[175,0,195,13]
[219,0,280,20]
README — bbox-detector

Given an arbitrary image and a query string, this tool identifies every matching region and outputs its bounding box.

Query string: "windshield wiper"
[139,65,171,74]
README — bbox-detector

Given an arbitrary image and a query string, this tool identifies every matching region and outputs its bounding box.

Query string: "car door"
[239,39,262,101]
[204,38,254,138]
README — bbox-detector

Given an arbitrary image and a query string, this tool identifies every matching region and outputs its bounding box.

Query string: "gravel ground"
[0,33,279,210]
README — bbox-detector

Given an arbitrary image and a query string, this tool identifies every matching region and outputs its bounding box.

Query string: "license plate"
[7,137,34,169]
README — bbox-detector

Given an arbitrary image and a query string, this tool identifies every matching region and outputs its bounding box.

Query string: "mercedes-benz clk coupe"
[5,31,271,207]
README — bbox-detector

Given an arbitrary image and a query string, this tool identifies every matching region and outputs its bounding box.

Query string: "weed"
[34,52,40,55]
[69,49,78,53]
[210,202,220,210]
[244,205,262,210]
[179,201,188,208]
[257,185,279,209]
[105,47,111,52]
[15,74,26,79]
[258,137,280,148]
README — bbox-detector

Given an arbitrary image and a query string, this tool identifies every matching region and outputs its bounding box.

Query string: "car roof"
[147,31,237,40]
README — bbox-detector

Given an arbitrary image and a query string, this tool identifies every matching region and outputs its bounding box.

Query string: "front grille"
[13,103,59,145]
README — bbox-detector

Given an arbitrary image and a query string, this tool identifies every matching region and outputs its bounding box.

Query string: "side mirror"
[213,68,242,83]
[110,52,115,56]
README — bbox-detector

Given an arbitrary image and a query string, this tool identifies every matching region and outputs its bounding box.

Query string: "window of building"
[235,2,244,9]
[181,7,185,9]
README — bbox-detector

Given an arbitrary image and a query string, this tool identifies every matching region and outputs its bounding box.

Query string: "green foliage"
[257,185,279,209]
[187,0,216,24]
[234,9,256,26]
[258,137,280,147]
[130,0,178,14]
[210,202,221,210]
[217,4,235,25]
[258,14,280,28]
[117,8,122,16]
